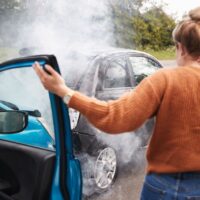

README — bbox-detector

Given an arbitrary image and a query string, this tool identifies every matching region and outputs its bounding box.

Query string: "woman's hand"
[33,62,74,98]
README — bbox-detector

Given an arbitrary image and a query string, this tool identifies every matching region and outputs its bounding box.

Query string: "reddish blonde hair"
[173,7,200,58]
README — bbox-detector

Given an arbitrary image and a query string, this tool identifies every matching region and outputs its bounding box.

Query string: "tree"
[132,6,176,50]
[108,0,147,48]
[0,0,47,46]
[108,1,176,50]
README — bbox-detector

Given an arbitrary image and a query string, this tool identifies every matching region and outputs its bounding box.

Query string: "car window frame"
[100,56,133,91]
[126,53,162,86]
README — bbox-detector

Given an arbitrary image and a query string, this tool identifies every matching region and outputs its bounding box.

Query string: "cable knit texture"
[69,66,200,174]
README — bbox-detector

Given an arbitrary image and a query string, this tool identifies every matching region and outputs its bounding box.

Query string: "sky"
[158,0,200,20]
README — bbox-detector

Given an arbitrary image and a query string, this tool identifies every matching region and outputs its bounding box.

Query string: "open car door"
[0,55,82,200]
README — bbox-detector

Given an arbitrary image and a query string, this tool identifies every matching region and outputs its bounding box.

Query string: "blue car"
[0,55,82,200]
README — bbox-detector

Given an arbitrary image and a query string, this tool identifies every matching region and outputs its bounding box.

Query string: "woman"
[34,6,200,200]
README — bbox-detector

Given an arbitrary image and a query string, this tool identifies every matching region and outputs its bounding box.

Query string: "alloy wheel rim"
[94,147,117,189]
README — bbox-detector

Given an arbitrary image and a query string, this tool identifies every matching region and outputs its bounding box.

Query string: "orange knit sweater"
[69,66,200,174]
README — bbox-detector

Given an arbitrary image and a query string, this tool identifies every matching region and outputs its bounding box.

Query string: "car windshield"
[0,67,54,140]
[129,56,160,76]
[0,100,19,110]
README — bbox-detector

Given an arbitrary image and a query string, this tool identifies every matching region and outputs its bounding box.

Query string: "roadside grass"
[0,46,176,63]
[0,47,19,62]
[139,47,176,60]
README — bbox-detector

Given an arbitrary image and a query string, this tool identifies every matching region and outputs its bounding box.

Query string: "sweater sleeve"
[68,71,166,134]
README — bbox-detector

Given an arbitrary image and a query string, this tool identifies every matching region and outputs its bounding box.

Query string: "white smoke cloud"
[1,1,151,198]
[15,0,114,59]
[7,0,115,86]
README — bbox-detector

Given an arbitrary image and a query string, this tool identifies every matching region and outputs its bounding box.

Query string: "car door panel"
[0,55,82,200]
[0,139,55,200]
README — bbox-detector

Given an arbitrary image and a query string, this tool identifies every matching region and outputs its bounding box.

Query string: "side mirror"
[0,111,28,133]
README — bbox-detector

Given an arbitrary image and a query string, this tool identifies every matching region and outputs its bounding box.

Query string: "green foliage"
[141,47,176,60]
[110,1,176,51]
[0,0,43,46]
[110,4,135,48]
[133,7,176,50]
[109,0,146,48]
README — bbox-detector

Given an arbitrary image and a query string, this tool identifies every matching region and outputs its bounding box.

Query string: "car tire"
[80,146,117,197]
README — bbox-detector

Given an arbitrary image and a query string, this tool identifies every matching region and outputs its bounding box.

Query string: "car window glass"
[104,59,130,88]
[0,67,54,150]
[129,56,160,84]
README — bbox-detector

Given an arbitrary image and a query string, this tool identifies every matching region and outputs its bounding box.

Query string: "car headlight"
[69,108,80,129]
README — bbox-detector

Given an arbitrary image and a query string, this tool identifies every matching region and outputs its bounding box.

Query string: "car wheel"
[94,147,117,190]
[80,146,117,197]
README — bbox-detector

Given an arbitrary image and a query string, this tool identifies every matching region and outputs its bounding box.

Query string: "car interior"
[0,139,55,200]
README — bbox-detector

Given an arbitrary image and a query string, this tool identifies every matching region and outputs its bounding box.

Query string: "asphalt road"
[160,60,176,68]
[89,60,176,200]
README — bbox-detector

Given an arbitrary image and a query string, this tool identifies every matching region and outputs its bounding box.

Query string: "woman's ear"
[179,43,187,56]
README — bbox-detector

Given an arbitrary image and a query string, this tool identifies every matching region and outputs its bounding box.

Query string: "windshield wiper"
[0,100,19,110]
[0,100,41,117]
[21,110,41,117]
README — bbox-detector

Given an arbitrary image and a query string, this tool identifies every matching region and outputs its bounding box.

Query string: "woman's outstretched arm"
[33,62,165,134]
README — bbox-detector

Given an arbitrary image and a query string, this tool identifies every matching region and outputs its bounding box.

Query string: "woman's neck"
[178,55,200,68]
[186,60,200,68]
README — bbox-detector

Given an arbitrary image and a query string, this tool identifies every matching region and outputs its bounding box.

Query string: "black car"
[67,48,163,196]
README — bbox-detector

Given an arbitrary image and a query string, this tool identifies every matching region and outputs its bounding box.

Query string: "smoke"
[14,0,114,64]
[0,0,115,85]
[0,0,151,198]
[94,124,151,166]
